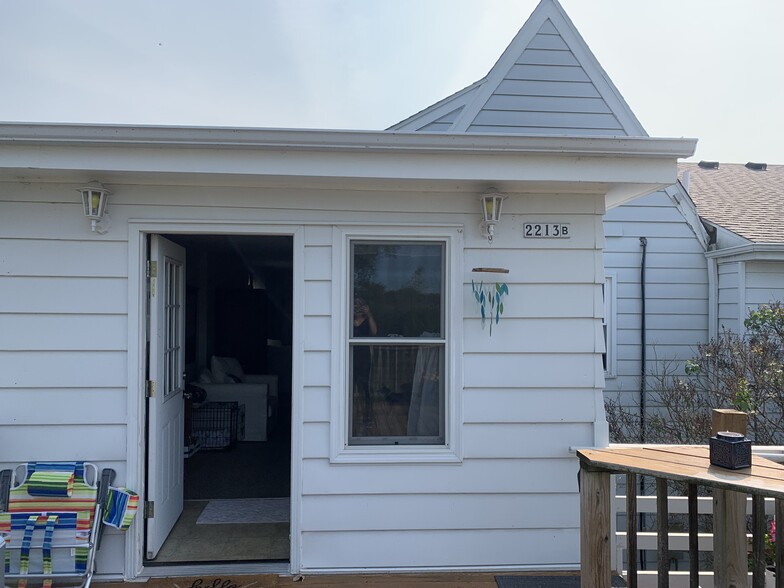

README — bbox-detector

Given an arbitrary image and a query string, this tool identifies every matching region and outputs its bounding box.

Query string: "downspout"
[707,256,718,340]
[638,236,648,570]
[639,237,648,444]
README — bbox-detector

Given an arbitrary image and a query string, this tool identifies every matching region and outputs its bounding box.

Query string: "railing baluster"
[627,473,638,588]
[753,495,766,588]
[656,477,669,588]
[688,484,698,588]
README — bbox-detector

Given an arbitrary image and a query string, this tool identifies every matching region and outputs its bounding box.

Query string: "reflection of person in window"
[353,297,377,434]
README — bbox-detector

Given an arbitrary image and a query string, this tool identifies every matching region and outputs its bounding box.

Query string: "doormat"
[196,497,290,525]
[496,576,626,588]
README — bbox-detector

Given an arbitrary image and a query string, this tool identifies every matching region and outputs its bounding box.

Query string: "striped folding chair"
[0,462,113,588]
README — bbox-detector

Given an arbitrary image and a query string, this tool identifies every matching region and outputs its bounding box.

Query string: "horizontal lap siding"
[301,493,578,531]
[300,194,603,570]
[467,30,624,135]
[717,262,741,332]
[0,195,131,573]
[603,191,709,404]
[745,261,784,308]
[301,528,578,569]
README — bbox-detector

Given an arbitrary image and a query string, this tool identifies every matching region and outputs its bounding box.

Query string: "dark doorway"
[146,234,293,565]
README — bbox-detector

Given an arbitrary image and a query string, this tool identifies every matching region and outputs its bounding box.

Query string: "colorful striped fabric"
[102,487,139,530]
[27,470,75,498]
[6,463,97,519]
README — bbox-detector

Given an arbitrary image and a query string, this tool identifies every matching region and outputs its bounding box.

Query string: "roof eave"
[0,123,697,158]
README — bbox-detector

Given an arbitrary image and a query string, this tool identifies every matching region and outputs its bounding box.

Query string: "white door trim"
[126,220,305,578]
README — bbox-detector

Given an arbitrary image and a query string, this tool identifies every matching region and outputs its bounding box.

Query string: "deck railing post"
[580,465,611,588]
[714,488,748,588]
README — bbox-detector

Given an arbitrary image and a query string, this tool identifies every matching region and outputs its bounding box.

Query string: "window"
[603,274,616,378]
[349,241,446,445]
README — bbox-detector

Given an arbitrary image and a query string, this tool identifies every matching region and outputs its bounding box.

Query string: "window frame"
[330,226,463,464]
[603,273,617,378]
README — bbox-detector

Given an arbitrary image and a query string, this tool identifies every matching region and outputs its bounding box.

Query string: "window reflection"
[352,242,443,338]
[349,240,446,445]
[351,345,444,443]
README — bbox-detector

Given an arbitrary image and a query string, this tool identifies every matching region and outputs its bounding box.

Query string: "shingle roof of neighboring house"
[679,162,784,244]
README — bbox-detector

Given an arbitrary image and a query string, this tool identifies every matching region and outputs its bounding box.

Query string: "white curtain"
[407,345,441,437]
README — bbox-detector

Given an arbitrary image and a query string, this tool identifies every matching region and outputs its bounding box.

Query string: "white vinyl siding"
[714,260,784,335]
[466,24,626,136]
[717,261,742,333]
[2,180,607,573]
[603,190,709,407]
[745,261,784,309]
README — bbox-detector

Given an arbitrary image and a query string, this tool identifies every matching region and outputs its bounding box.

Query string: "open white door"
[146,235,186,560]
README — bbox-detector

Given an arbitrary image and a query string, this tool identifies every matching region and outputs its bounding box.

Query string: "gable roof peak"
[391,0,647,137]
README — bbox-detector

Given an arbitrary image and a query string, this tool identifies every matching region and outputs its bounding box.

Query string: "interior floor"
[152,500,289,563]
[149,420,292,564]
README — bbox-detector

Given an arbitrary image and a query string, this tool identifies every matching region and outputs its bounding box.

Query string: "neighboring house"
[602,183,710,408]
[0,0,695,579]
[682,162,784,337]
[601,163,784,414]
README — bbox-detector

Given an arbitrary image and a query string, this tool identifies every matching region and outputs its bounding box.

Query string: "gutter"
[0,123,697,158]
[705,243,784,262]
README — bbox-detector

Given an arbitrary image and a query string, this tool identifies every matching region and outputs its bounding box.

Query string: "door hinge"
[145,380,156,398]
[146,260,157,279]
[144,501,154,519]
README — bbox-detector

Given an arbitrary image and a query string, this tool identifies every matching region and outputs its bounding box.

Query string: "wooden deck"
[94,571,581,588]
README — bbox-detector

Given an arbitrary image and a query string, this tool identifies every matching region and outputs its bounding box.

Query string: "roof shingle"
[678,162,784,244]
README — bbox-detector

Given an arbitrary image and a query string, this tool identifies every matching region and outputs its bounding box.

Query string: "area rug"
[496,576,626,588]
[196,497,290,524]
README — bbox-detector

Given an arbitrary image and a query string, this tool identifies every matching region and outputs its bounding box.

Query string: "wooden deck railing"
[610,446,784,588]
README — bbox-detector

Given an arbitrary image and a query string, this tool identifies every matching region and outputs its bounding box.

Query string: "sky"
[1,0,782,164]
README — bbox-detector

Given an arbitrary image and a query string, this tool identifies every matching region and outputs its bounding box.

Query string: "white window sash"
[330,226,463,464]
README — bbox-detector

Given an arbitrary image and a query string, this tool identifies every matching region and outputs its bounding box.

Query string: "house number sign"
[523,222,570,239]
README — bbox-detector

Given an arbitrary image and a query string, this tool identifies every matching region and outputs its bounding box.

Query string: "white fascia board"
[663,183,710,250]
[706,243,784,263]
[0,124,695,196]
[0,124,696,157]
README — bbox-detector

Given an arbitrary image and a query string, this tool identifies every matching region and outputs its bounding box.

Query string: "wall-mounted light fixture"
[480,188,506,243]
[78,181,111,233]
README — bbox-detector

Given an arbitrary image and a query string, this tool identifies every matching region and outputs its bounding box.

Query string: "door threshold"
[141,561,290,578]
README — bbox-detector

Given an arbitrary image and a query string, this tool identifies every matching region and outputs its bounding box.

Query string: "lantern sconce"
[480,189,506,243]
[78,181,111,234]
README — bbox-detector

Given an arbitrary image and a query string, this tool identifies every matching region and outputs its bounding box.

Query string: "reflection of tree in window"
[349,241,445,445]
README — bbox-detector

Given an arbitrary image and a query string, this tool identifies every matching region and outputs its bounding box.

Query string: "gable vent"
[698,160,719,169]
[745,162,767,171]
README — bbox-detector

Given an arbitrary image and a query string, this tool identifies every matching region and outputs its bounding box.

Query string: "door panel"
[146,235,186,560]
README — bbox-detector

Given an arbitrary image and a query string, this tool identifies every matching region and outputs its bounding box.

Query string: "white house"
[0,0,695,579]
